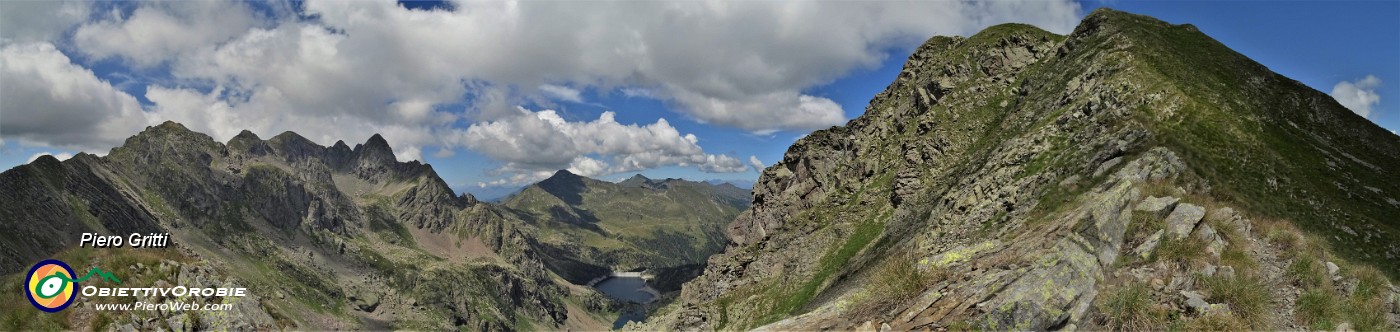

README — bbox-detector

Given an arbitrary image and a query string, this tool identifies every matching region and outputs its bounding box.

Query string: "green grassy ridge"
[1096,10,1400,277]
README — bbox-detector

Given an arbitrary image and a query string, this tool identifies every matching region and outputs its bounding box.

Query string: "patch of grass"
[1349,265,1388,301]
[1095,282,1168,331]
[1264,227,1302,254]
[1154,236,1209,269]
[1345,296,1388,331]
[1138,180,1179,198]
[1198,275,1271,328]
[1296,288,1339,330]
[1345,265,1391,331]
[1218,245,1257,275]
[851,250,944,317]
[1181,312,1250,331]
[1125,210,1165,245]
[768,217,885,322]
[1286,255,1327,288]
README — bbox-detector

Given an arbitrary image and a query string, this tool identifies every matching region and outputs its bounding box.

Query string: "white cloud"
[5,0,1085,180]
[748,155,765,173]
[164,0,1081,136]
[0,42,153,151]
[0,1,90,44]
[1331,75,1382,118]
[621,88,654,98]
[73,1,262,67]
[460,108,748,183]
[27,152,74,163]
[539,84,583,103]
[699,155,748,173]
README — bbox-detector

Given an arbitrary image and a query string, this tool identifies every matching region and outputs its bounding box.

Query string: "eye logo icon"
[25,259,77,312]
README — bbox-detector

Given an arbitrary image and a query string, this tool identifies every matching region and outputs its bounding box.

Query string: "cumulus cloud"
[73,1,263,67]
[5,0,1084,182]
[1331,75,1382,118]
[461,108,748,183]
[164,0,1080,134]
[0,1,90,44]
[748,155,766,173]
[0,43,153,151]
[27,152,74,163]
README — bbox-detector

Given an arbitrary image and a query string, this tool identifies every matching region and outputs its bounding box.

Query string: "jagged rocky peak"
[353,133,396,163]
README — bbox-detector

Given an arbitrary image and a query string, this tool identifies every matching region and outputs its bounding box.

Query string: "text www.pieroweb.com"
[93,301,234,311]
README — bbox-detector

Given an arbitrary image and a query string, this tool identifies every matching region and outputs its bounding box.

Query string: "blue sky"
[1,1,1395,200]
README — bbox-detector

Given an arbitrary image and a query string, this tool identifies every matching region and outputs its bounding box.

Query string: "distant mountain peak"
[234,129,260,141]
[548,169,580,179]
[618,173,655,188]
[269,130,311,144]
[365,133,390,149]
[353,133,396,165]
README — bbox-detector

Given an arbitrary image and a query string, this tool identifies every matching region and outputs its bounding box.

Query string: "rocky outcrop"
[643,7,1400,331]
[1165,203,1206,240]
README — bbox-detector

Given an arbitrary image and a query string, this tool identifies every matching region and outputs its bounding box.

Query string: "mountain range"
[0,121,747,330]
[3,7,1399,332]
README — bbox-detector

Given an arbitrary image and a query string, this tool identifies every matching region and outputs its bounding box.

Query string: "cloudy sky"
[1,1,1396,199]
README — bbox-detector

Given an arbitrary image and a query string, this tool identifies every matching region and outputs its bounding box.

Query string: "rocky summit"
[640,8,1400,331]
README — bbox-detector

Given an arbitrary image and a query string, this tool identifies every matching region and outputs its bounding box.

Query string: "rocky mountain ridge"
[641,8,1400,331]
[0,122,590,330]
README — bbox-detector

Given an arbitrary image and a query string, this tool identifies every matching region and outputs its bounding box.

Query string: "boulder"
[1135,196,1180,218]
[1194,223,1227,260]
[1134,229,1165,259]
[1181,290,1209,314]
[1210,207,1251,237]
[1165,203,1205,240]
[1326,261,1341,281]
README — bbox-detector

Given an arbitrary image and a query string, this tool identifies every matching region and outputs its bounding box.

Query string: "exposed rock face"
[1136,196,1180,218]
[643,8,1400,331]
[1165,203,1206,240]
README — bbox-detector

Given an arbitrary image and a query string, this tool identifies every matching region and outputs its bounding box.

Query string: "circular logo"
[25,259,76,313]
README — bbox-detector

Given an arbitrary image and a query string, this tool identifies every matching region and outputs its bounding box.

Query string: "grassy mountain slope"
[643,8,1399,331]
[501,171,750,283]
